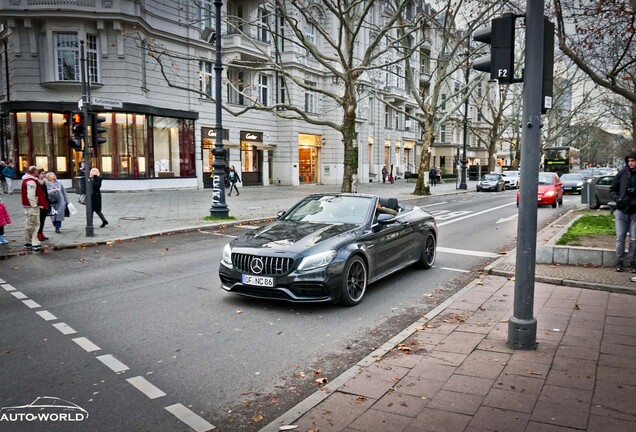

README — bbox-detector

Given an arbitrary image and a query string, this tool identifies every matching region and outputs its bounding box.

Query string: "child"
[0,197,11,244]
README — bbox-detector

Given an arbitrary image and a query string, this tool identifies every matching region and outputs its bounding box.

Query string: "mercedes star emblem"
[250,258,264,274]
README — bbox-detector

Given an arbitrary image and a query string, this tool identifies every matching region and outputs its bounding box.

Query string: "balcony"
[222,32,271,63]
[383,85,408,104]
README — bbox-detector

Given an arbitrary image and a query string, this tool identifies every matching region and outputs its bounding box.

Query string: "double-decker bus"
[543,146,581,176]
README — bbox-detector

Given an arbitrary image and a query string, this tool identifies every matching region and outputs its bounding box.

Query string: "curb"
[259,278,484,432]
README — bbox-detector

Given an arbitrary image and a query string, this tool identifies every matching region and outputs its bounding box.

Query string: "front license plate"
[242,274,274,287]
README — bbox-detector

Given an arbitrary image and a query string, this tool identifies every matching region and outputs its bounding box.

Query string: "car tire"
[416,232,436,269]
[339,255,368,306]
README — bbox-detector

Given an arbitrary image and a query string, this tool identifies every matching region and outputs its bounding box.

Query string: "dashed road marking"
[22,299,41,309]
[10,291,27,299]
[36,310,57,321]
[441,267,472,273]
[437,247,501,258]
[96,354,130,373]
[165,403,215,432]
[72,337,101,353]
[126,376,166,400]
[1,283,15,291]
[52,322,77,335]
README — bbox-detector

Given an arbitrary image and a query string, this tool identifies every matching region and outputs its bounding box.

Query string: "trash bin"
[74,176,86,194]
[581,181,589,204]
[586,180,598,209]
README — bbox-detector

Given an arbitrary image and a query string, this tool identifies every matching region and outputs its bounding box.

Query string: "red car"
[516,172,564,208]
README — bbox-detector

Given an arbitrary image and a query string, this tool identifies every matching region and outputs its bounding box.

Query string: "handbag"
[67,202,77,216]
[78,194,86,205]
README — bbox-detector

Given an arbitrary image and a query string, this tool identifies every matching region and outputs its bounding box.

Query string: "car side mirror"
[277,210,286,219]
[377,214,396,224]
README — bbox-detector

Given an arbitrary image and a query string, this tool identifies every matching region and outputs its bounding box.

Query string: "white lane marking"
[1,283,14,291]
[96,354,129,373]
[165,403,215,432]
[10,291,27,299]
[52,322,77,335]
[437,201,517,227]
[36,310,57,321]
[441,267,472,273]
[496,214,518,224]
[430,210,472,220]
[126,376,166,400]
[237,225,259,230]
[22,299,41,309]
[437,247,502,258]
[423,201,448,208]
[0,279,5,283]
[72,337,101,353]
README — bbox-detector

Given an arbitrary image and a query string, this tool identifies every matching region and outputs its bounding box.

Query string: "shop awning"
[247,142,275,150]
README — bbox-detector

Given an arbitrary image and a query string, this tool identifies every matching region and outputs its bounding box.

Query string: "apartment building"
[0,0,482,191]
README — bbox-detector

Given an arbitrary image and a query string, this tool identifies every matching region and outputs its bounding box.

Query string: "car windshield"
[282,195,372,224]
[502,171,518,178]
[538,173,555,185]
[561,174,583,181]
[481,174,500,181]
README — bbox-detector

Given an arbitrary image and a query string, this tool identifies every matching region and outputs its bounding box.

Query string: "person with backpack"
[227,165,241,196]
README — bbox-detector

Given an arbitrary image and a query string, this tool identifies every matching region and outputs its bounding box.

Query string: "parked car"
[476,173,505,192]
[587,174,616,209]
[560,173,585,194]
[516,172,563,208]
[219,193,437,306]
[501,170,520,189]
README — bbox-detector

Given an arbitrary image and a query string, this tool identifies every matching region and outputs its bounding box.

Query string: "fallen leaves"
[397,344,412,354]
[251,413,263,423]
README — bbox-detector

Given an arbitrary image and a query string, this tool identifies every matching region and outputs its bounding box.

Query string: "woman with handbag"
[90,168,108,227]
[36,168,51,241]
[45,171,69,233]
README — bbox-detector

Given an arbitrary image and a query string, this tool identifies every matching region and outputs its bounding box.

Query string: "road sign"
[91,97,123,109]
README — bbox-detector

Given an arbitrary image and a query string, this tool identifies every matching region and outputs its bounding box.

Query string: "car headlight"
[544,190,555,197]
[297,250,337,271]
[222,243,232,265]
[577,182,583,187]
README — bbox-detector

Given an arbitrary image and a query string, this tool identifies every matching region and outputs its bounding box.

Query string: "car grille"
[232,253,294,276]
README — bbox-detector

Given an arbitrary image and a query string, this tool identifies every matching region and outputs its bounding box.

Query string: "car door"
[363,213,413,278]
[595,175,615,204]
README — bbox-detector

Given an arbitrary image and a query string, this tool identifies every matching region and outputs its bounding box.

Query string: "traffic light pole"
[507,0,545,350]
[79,41,94,237]
[459,48,470,190]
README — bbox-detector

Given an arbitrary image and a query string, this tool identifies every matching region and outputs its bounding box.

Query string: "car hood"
[537,185,555,194]
[232,220,358,253]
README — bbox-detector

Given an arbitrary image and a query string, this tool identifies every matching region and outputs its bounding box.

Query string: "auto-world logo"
[0,397,88,423]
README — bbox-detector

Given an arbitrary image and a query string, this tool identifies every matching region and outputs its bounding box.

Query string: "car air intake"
[232,253,294,276]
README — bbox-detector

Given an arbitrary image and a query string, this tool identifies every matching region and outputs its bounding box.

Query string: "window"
[396,65,404,90]
[258,74,269,106]
[440,123,446,143]
[227,69,246,105]
[394,110,400,130]
[55,32,99,83]
[199,61,213,96]
[369,97,375,124]
[440,93,447,111]
[405,108,412,131]
[198,0,213,29]
[257,8,269,43]
[385,105,390,128]
[278,76,286,104]
[305,21,316,44]
[304,81,317,113]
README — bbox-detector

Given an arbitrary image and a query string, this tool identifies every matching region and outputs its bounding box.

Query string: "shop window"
[14,112,71,177]
[152,117,194,178]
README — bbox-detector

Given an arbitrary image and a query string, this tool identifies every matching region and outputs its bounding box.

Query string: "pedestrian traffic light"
[68,112,84,151]
[473,13,516,84]
[91,113,107,147]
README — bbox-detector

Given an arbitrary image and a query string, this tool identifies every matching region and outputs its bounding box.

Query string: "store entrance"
[299,147,318,183]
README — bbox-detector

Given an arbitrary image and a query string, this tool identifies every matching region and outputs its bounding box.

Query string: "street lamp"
[458,48,470,190]
[210,0,229,217]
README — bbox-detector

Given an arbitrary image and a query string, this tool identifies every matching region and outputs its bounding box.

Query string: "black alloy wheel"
[340,255,368,306]
[416,232,436,269]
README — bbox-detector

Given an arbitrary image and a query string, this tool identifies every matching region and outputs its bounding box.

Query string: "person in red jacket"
[0,197,11,244]
[21,165,47,251]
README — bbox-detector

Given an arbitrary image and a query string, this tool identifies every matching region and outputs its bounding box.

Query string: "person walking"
[0,160,7,194]
[381,166,388,184]
[436,167,442,184]
[227,165,241,196]
[21,166,47,251]
[0,197,11,244]
[610,151,636,272]
[90,168,108,227]
[36,168,51,241]
[2,160,16,194]
[46,171,70,234]
[429,166,437,186]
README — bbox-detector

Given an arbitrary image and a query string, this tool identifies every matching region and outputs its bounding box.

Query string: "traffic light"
[90,113,107,147]
[473,13,516,84]
[68,112,84,151]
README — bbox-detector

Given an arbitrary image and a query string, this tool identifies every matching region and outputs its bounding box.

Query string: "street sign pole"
[507,0,545,349]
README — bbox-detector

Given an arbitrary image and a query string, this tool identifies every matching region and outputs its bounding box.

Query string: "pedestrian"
[90,168,108,227]
[436,167,442,184]
[0,197,11,244]
[0,160,7,194]
[390,164,395,184]
[610,151,636,273]
[429,166,437,186]
[227,165,241,196]
[2,159,16,195]
[36,168,51,241]
[45,171,70,234]
[381,166,388,184]
[21,165,47,251]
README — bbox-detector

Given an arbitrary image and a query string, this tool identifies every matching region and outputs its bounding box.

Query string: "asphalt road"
[0,189,575,431]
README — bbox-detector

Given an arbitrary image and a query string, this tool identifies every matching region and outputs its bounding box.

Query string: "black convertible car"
[219,193,437,306]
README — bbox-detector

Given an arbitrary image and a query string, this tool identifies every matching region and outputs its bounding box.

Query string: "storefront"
[201,127,238,189]
[2,102,198,188]
[240,131,272,186]
[298,133,321,183]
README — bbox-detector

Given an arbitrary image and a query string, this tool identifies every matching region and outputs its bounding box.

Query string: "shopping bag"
[67,202,78,216]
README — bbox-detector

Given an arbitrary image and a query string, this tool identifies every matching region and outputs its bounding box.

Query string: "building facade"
[0,0,487,191]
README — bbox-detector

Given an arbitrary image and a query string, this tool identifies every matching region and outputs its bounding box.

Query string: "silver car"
[587,175,615,209]
[501,170,520,189]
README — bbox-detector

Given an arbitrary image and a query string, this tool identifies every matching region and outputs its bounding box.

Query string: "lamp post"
[210,0,229,217]
[458,48,470,190]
